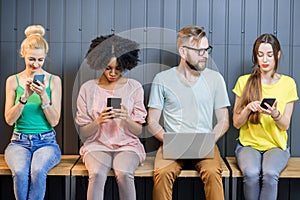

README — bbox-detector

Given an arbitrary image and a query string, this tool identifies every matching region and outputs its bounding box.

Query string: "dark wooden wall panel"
[260,0,275,33]
[81,0,97,44]
[48,0,64,43]
[196,0,210,29]
[277,0,291,46]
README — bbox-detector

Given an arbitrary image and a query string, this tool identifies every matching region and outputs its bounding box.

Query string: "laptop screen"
[163,132,215,159]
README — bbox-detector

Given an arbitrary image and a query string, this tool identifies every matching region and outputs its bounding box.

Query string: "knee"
[200,164,222,179]
[242,168,260,183]
[13,169,29,181]
[114,170,134,183]
[88,169,108,182]
[154,168,176,183]
[243,166,260,177]
[31,166,47,178]
[262,170,279,185]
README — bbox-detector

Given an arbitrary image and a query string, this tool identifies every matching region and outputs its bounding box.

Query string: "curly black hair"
[85,34,140,71]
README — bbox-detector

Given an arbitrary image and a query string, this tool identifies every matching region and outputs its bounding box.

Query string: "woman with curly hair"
[75,34,147,200]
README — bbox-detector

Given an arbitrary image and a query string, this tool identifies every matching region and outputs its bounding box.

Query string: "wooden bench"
[226,156,300,199]
[0,154,80,200]
[71,156,230,199]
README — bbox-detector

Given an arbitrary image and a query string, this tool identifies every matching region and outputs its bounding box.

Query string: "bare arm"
[233,94,295,131]
[147,107,164,142]
[265,101,294,131]
[40,75,62,127]
[79,107,113,138]
[4,76,27,126]
[79,120,100,138]
[124,118,143,136]
[114,105,143,136]
[233,95,260,129]
[80,104,144,138]
[213,107,230,142]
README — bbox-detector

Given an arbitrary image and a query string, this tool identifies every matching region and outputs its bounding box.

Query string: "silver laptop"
[163,132,215,159]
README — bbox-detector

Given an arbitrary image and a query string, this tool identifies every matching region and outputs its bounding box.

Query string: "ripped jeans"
[5,131,61,200]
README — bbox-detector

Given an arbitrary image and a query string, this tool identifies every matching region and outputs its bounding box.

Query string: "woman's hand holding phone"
[30,79,46,96]
[25,74,46,96]
[259,98,278,116]
[33,74,45,86]
[97,108,115,124]
[113,105,128,120]
[106,97,124,119]
[260,98,276,109]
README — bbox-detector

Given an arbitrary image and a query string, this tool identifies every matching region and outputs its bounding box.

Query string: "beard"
[185,58,206,71]
[185,60,198,71]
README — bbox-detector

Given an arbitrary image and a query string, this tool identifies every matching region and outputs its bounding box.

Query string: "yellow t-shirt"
[233,74,298,151]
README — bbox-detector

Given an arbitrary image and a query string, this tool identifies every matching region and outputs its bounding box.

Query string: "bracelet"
[271,110,280,121]
[274,114,282,121]
[19,97,27,105]
[271,110,280,119]
[41,102,51,109]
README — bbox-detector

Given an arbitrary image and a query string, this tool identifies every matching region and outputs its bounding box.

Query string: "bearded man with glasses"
[147,25,230,200]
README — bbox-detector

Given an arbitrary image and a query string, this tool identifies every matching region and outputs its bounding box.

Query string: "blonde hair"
[20,25,49,57]
[177,26,206,49]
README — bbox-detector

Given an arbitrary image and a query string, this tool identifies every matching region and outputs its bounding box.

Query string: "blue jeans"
[4,131,61,200]
[235,142,290,200]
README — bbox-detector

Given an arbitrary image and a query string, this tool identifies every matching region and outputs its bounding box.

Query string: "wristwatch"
[19,97,27,105]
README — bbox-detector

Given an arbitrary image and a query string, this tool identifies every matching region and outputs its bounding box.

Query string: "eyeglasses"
[182,45,213,56]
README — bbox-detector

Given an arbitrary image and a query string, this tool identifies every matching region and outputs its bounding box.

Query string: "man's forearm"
[147,120,164,142]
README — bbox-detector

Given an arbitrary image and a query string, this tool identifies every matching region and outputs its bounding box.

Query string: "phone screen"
[260,98,276,109]
[33,74,45,86]
[107,97,121,109]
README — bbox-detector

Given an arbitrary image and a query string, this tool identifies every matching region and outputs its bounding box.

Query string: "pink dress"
[75,79,147,163]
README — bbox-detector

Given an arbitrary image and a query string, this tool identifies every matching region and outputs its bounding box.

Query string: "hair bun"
[24,25,45,37]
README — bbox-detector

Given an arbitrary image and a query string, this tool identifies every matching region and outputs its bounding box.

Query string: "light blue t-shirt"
[148,67,230,133]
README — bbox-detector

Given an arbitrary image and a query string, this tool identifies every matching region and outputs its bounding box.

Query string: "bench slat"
[225,157,243,177]
[72,156,230,177]
[0,154,80,176]
[0,155,11,175]
[48,155,80,176]
[226,156,300,178]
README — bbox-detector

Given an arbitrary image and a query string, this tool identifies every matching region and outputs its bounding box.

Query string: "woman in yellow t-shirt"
[233,34,298,200]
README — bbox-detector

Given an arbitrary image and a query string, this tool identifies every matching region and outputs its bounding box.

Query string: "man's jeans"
[5,131,61,200]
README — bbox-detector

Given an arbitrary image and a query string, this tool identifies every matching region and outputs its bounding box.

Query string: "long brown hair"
[236,34,281,124]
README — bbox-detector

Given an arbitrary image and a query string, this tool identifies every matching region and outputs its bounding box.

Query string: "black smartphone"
[260,98,276,109]
[107,97,121,109]
[33,74,45,86]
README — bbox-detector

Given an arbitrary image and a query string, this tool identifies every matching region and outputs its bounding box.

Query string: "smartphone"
[33,74,45,86]
[107,97,121,109]
[260,98,276,109]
